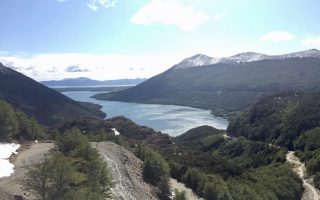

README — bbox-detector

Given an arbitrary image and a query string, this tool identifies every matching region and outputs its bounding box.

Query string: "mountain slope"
[0,63,105,125]
[41,77,147,87]
[95,49,320,114]
[227,92,320,149]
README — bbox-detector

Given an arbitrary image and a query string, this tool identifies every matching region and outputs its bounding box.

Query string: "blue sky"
[0,0,320,80]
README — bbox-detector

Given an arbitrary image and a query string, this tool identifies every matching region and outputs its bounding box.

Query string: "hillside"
[41,77,147,87]
[94,49,320,115]
[57,117,303,200]
[0,63,105,125]
[174,126,226,151]
[227,92,320,149]
[227,92,320,191]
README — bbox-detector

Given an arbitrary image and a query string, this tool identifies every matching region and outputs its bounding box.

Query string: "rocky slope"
[92,142,158,200]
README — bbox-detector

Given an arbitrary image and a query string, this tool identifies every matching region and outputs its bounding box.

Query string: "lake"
[62,91,229,136]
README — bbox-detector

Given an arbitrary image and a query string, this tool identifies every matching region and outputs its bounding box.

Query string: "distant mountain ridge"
[0,63,105,125]
[41,77,147,87]
[174,49,320,69]
[95,49,320,115]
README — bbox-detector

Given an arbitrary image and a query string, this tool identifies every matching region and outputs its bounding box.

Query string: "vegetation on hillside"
[80,117,302,200]
[174,126,226,151]
[136,144,171,199]
[228,92,320,188]
[0,100,46,141]
[27,129,112,200]
[173,189,186,200]
[228,92,320,149]
[0,63,105,125]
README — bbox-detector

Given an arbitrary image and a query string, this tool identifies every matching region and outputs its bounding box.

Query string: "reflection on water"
[62,91,229,136]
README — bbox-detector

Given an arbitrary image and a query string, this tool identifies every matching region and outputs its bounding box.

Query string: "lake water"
[62,91,229,136]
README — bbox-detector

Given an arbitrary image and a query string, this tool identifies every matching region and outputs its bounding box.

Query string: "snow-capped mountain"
[174,49,320,70]
[271,49,320,59]
[176,54,215,69]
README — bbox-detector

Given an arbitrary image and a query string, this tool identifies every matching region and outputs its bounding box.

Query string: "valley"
[1,1,320,199]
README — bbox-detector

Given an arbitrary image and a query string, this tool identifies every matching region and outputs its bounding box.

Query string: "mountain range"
[174,49,320,69]
[94,49,320,116]
[0,63,105,125]
[41,77,147,87]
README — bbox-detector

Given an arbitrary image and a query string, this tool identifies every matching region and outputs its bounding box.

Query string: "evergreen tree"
[0,100,18,140]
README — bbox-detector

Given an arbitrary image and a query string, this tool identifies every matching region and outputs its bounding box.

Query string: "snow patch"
[0,143,20,178]
[111,128,121,136]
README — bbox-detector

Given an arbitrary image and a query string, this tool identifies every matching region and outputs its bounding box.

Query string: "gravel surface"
[170,178,203,200]
[286,151,320,200]
[92,142,158,200]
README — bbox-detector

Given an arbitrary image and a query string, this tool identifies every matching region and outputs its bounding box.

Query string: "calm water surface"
[62,91,229,136]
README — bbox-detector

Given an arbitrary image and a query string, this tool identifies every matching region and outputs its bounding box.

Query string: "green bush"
[314,172,320,189]
[296,128,320,151]
[0,100,19,140]
[141,146,171,198]
[173,189,186,200]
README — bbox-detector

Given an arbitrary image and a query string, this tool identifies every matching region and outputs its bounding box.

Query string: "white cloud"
[87,2,98,11]
[131,0,209,31]
[259,31,295,42]
[99,0,117,8]
[87,0,117,11]
[301,36,320,49]
[0,53,184,81]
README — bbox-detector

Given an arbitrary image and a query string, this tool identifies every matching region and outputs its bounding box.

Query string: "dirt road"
[92,142,158,200]
[0,142,54,200]
[286,151,320,200]
[170,178,203,200]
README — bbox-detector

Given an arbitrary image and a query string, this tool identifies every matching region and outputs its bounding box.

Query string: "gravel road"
[286,151,320,200]
[0,142,54,200]
[92,142,158,200]
[170,178,203,200]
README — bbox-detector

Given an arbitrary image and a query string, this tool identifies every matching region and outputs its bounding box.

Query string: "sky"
[0,0,320,81]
